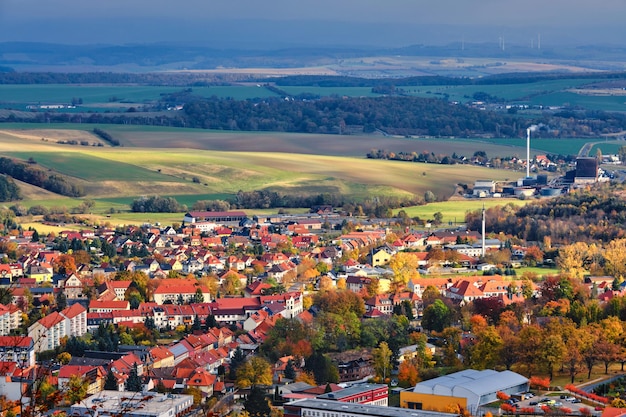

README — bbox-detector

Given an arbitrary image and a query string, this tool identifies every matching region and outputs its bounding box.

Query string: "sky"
[1,0,625,47]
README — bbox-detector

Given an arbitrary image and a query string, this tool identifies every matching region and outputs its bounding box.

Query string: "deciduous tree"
[373,341,393,381]
[236,356,273,389]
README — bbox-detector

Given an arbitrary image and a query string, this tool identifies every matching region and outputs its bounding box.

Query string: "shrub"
[500,404,516,413]
[529,376,551,390]
[496,391,511,401]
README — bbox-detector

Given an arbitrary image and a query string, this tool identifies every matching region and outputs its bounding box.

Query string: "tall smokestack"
[526,128,531,178]
[482,204,486,257]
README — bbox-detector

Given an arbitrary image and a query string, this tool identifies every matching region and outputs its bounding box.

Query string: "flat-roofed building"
[400,369,528,415]
[285,398,458,417]
[71,391,194,417]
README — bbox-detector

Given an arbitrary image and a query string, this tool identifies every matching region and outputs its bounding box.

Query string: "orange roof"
[150,346,174,361]
[62,303,86,319]
[58,365,96,378]
[38,312,65,329]
[89,300,130,310]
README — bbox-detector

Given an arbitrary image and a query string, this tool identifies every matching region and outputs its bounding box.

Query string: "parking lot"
[504,392,603,415]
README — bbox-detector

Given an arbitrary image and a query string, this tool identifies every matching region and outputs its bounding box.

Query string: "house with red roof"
[186,367,217,396]
[446,280,485,304]
[151,346,175,369]
[153,278,210,305]
[58,365,103,395]
[89,300,130,313]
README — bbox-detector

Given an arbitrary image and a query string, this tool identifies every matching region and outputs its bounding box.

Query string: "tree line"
[134,191,421,214]
[0,157,84,197]
[465,184,626,244]
[92,128,120,146]
[4,89,626,140]
[0,175,21,201]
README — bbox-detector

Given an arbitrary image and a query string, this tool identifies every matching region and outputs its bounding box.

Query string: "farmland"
[1,75,625,114]
[0,122,563,158]
[394,199,532,224]
[0,126,527,214]
[0,69,620,225]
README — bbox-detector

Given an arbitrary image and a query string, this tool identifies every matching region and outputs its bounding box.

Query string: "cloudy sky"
[1,0,624,47]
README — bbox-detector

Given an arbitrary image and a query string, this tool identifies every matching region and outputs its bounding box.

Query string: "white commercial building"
[71,390,194,417]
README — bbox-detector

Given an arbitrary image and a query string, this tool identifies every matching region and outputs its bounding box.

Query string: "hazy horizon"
[1,1,625,48]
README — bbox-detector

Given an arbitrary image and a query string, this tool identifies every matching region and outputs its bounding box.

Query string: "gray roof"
[168,343,188,358]
[317,383,387,400]
[287,399,457,417]
[414,369,528,397]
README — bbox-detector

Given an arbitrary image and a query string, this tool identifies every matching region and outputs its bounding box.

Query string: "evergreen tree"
[193,288,205,304]
[55,291,67,311]
[125,363,142,392]
[244,386,271,417]
[144,316,156,330]
[192,315,201,331]
[305,352,339,385]
[104,369,118,391]
[206,314,217,329]
[284,359,296,380]
[229,347,246,381]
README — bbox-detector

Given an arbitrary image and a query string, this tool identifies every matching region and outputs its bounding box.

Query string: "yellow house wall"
[400,392,467,413]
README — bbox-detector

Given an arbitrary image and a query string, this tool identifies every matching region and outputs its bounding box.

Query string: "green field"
[6,151,178,182]
[0,84,281,107]
[395,199,532,224]
[481,137,593,156]
[0,77,620,113]
[279,78,611,107]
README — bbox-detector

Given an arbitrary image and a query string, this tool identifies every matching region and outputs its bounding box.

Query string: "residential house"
[89,300,131,313]
[58,365,103,395]
[153,278,210,305]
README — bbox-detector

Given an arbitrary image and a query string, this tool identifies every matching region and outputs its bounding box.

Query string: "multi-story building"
[28,304,87,353]
[316,383,389,406]
[0,304,22,336]
[0,335,35,368]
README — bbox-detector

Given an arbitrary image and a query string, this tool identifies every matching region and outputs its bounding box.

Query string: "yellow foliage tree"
[236,356,273,389]
[388,252,419,293]
[295,371,316,386]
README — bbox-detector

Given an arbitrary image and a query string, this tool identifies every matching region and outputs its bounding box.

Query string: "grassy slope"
[395,199,532,224]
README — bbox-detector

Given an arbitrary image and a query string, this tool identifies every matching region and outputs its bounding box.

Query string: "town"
[0,188,625,417]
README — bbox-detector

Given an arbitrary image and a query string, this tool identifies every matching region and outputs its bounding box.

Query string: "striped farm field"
[6,151,177,182]
[0,123,574,158]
